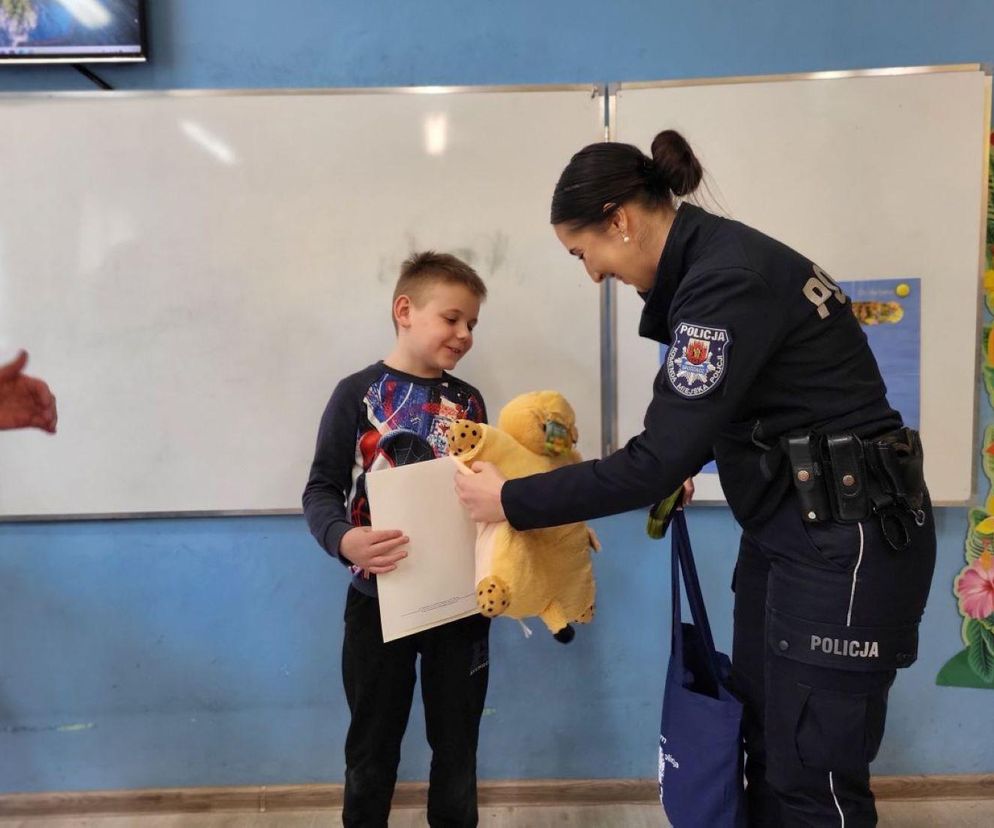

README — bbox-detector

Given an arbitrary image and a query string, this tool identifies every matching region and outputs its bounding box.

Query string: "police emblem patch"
[665,321,731,399]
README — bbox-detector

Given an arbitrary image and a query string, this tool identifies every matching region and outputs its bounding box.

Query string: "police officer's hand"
[0,350,57,433]
[682,478,695,506]
[339,527,409,574]
[455,461,507,522]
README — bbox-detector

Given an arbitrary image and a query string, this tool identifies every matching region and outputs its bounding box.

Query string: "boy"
[303,251,490,828]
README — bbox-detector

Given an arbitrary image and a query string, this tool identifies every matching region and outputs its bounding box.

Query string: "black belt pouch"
[824,433,871,522]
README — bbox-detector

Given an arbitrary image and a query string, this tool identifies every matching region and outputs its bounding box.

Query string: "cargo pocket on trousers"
[792,683,887,772]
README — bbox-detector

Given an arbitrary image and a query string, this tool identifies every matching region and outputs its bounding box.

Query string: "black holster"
[865,428,926,512]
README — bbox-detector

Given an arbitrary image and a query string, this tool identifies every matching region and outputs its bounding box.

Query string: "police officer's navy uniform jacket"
[501,202,902,532]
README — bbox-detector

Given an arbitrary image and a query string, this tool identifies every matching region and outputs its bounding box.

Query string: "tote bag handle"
[670,509,724,689]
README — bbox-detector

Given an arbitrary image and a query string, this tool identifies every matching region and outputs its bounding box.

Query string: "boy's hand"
[339,527,409,574]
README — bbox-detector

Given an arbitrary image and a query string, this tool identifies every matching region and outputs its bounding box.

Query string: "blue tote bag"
[659,510,746,827]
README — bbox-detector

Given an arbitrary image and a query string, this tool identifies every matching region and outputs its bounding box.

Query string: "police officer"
[455,129,936,827]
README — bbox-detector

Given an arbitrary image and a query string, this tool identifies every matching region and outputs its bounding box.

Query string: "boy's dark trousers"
[341,585,491,828]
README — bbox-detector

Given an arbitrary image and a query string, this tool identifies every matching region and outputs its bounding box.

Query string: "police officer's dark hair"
[550,130,703,228]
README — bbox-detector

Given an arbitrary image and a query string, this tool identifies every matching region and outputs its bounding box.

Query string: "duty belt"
[782,427,927,551]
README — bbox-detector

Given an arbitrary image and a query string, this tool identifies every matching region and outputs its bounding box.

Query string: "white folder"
[366,456,480,642]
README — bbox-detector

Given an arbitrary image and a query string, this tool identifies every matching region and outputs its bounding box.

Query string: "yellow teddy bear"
[447,391,599,643]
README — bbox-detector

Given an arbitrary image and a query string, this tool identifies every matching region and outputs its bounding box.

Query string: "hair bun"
[649,129,703,197]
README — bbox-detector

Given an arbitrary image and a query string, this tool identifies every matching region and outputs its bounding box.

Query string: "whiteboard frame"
[618,63,987,91]
[607,63,992,508]
[0,84,601,102]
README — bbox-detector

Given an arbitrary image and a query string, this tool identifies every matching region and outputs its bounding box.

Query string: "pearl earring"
[623,234,630,243]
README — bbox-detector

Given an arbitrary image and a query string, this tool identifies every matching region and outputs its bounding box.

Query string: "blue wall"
[2,0,993,792]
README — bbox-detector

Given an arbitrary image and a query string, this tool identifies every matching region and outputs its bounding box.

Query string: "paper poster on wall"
[847,278,921,430]
[662,277,922,481]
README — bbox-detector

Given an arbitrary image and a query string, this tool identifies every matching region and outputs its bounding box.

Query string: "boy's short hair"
[394,251,488,309]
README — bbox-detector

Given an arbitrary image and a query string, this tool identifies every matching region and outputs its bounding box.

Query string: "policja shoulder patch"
[665,321,731,399]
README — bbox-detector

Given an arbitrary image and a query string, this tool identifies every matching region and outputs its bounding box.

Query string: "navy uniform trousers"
[732,492,935,827]
[341,586,491,828]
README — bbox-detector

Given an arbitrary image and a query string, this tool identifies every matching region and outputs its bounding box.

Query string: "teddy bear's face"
[498,391,578,457]
[447,419,486,462]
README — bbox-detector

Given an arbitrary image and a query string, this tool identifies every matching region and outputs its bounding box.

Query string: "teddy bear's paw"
[553,624,575,644]
[476,575,510,617]
[575,602,595,624]
[447,419,484,460]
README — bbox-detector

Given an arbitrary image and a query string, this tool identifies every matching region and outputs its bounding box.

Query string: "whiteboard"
[613,68,991,504]
[0,88,604,517]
